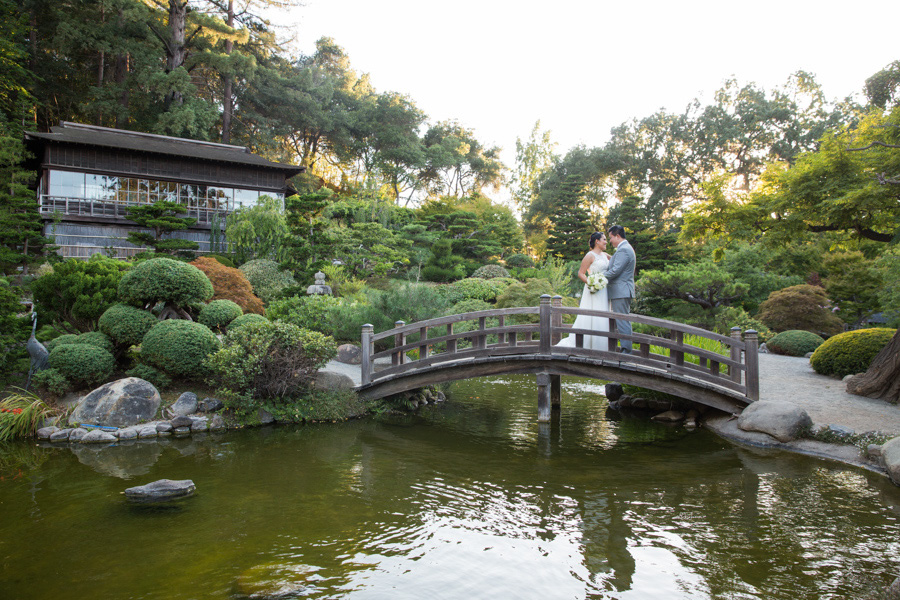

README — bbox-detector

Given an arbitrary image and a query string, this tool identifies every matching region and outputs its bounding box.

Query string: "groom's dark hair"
[608,225,626,238]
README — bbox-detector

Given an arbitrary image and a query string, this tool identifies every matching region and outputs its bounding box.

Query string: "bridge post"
[730,327,742,384]
[394,321,406,366]
[536,372,552,422]
[361,324,374,385]
[551,295,563,345]
[551,375,561,409]
[744,330,760,402]
[539,294,552,354]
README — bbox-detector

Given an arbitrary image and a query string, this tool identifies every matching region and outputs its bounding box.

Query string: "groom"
[605,225,636,354]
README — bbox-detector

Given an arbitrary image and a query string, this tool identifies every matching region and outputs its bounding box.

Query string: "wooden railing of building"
[361,294,759,404]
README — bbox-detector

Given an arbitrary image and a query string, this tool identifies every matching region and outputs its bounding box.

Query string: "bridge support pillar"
[536,372,551,422]
[550,374,561,410]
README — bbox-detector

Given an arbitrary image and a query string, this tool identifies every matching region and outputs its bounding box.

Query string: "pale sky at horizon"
[272,0,898,199]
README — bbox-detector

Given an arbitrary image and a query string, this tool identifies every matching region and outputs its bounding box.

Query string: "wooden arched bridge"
[357,294,759,421]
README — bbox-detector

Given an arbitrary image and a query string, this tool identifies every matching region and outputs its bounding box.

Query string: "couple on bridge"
[556,225,636,354]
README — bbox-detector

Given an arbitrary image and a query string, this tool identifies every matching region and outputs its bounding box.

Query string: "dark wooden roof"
[25,122,304,175]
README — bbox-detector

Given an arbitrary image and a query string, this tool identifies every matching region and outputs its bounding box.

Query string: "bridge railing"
[360,294,759,401]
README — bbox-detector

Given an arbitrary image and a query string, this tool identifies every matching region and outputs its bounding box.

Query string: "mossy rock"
[767,330,825,357]
[810,328,896,378]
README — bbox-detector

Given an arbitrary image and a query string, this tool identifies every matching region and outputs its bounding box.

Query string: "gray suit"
[605,239,636,352]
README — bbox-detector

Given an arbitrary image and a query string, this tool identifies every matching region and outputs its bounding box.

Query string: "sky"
[272,0,898,194]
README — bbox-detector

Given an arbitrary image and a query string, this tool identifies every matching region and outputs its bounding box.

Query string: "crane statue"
[25,310,49,390]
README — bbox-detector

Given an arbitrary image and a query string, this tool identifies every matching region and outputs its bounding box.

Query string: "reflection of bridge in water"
[357,295,760,421]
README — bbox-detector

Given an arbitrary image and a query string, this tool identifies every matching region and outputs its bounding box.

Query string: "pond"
[1,375,899,599]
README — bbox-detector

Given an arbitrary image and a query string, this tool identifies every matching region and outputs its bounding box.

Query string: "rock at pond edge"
[124,479,196,503]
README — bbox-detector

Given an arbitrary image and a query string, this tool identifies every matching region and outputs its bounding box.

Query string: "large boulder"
[314,369,355,391]
[882,437,900,486]
[335,344,362,365]
[737,400,812,443]
[167,392,198,418]
[71,378,161,428]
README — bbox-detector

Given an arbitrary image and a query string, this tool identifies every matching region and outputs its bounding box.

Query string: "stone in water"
[124,479,196,503]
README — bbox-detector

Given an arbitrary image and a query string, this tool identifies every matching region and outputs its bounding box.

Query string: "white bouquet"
[586,272,608,293]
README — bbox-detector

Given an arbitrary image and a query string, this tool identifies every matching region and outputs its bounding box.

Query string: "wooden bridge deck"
[356,295,759,420]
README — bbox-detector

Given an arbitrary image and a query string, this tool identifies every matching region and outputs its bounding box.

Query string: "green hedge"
[442,277,515,304]
[126,363,172,390]
[266,295,342,333]
[141,319,220,378]
[198,299,243,331]
[48,344,115,387]
[238,259,297,304]
[767,330,825,357]
[810,328,896,378]
[471,264,511,279]
[118,257,214,308]
[45,331,114,355]
[98,304,159,347]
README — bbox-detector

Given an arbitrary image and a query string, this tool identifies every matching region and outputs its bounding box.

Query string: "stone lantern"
[306,271,333,295]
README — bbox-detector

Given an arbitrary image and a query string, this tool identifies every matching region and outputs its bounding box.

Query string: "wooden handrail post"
[673,330,685,367]
[361,324,374,385]
[419,326,429,360]
[744,330,759,402]
[551,295,563,345]
[730,326,742,383]
[539,294,551,353]
[393,320,406,366]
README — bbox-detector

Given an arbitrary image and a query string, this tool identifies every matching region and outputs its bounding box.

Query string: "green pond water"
[1,375,899,599]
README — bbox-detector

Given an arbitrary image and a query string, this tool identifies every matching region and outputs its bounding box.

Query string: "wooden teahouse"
[25,122,304,259]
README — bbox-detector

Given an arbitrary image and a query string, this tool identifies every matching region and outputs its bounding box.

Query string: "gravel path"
[757,352,900,436]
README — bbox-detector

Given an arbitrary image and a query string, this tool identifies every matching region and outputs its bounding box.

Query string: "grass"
[0,390,58,441]
[645,333,730,373]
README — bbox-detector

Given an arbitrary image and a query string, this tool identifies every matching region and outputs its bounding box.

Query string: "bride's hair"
[589,232,604,249]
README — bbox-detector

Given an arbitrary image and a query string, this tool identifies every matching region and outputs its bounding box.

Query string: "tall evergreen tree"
[544,175,595,261]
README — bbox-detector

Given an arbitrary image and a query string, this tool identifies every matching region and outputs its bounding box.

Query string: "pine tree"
[0,121,51,276]
[283,190,335,283]
[544,175,595,261]
[126,200,199,255]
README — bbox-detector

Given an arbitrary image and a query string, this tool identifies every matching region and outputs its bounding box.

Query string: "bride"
[556,232,610,351]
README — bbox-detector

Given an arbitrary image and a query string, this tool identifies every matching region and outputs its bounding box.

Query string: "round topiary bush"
[810,328,896,378]
[48,343,115,387]
[266,295,342,332]
[141,319,221,378]
[238,259,297,304]
[757,284,843,337]
[504,254,534,269]
[119,258,214,316]
[98,304,159,347]
[766,330,825,357]
[198,299,243,332]
[44,332,114,354]
[471,264,511,279]
[227,313,269,332]
[442,277,515,304]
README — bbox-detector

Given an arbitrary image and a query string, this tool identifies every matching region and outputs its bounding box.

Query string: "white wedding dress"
[556,251,610,351]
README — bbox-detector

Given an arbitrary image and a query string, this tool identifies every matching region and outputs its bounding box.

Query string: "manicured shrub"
[422,239,466,282]
[205,320,337,402]
[450,298,493,315]
[757,284,843,337]
[712,306,773,343]
[495,279,553,324]
[198,299,243,332]
[228,313,269,332]
[471,264,511,279]
[31,368,73,397]
[48,343,115,387]
[119,258,214,316]
[767,330,826,357]
[98,304,158,347]
[810,328,896,378]
[31,255,130,332]
[442,277,515,305]
[266,295,342,334]
[504,254,534,269]
[141,319,220,378]
[44,332,114,354]
[189,256,264,315]
[126,363,172,390]
[238,259,297,304]
[206,254,236,268]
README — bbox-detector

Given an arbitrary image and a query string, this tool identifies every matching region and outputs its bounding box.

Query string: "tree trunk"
[164,0,188,109]
[846,329,900,402]
[221,0,234,143]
